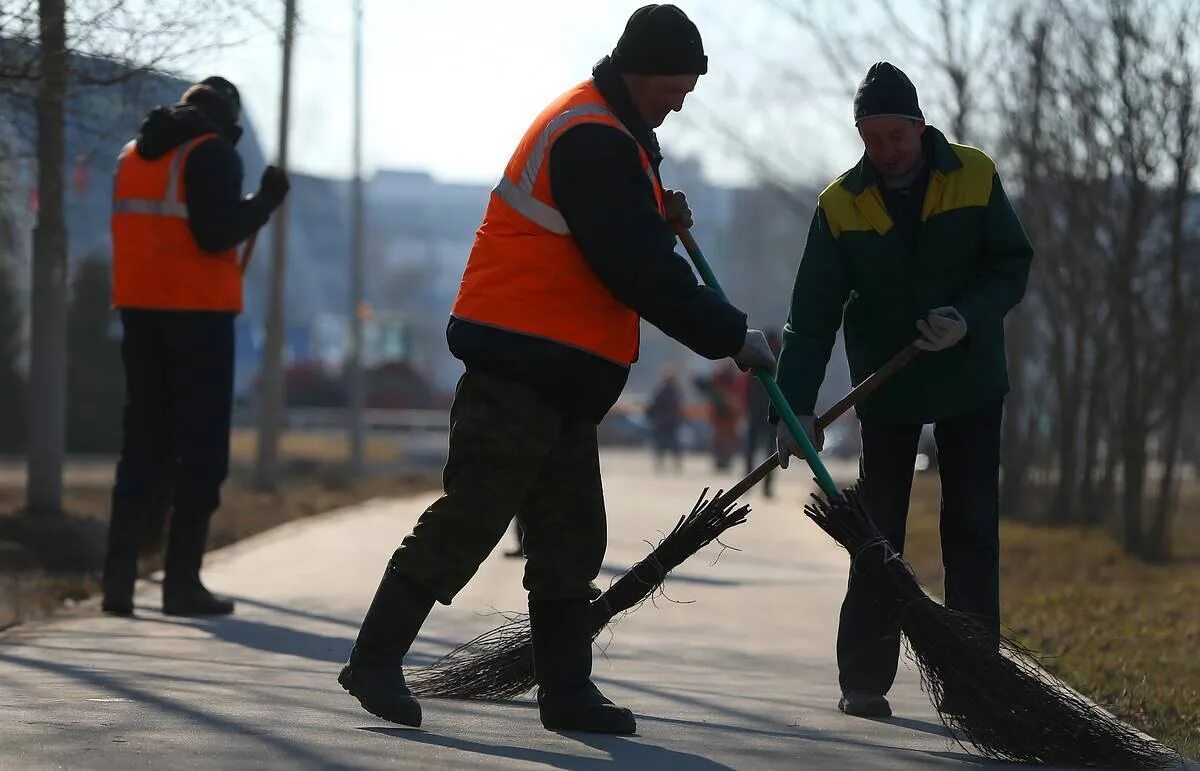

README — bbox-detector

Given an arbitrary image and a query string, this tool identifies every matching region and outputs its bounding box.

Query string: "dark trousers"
[652,426,682,471]
[837,400,1003,696]
[393,370,607,605]
[103,310,235,599]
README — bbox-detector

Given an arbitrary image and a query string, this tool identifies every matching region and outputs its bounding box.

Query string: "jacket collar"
[840,125,960,195]
[591,56,663,166]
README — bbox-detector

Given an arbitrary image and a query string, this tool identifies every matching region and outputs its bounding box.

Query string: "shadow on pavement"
[191,616,354,664]
[134,613,450,668]
[361,726,736,770]
[608,678,992,765]
[0,649,352,768]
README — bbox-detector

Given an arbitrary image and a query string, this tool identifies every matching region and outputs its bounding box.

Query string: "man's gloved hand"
[258,165,291,210]
[915,306,967,351]
[664,189,693,230]
[733,329,777,375]
[776,416,823,469]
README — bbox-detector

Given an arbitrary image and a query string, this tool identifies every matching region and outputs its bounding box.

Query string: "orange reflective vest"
[111,134,243,312]
[452,79,665,366]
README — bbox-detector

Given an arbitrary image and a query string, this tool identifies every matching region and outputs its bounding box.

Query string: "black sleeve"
[548,123,747,360]
[183,137,273,254]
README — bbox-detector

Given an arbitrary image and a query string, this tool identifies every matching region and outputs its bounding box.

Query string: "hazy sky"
[176,0,935,187]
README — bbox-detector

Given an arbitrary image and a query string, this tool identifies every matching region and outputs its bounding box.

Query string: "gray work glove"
[776,416,823,469]
[915,306,967,351]
[733,329,778,375]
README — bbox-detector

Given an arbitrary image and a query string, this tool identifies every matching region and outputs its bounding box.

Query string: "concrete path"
[0,450,1093,769]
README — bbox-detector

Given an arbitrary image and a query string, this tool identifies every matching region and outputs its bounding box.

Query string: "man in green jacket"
[774,62,1033,718]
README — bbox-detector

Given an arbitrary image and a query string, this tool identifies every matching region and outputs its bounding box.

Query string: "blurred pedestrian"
[646,368,685,473]
[696,362,744,471]
[743,328,782,497]
[102,76,290,617]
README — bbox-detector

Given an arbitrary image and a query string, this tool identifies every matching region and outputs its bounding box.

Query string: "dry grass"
[0,432,440,630]
[903,474,1200,758]
[227,428,400,464]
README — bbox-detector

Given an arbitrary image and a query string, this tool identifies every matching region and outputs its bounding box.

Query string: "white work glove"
[664,189,693,229]
[915,306,968,352]
[776,416,823,469]
[733,329,778,375]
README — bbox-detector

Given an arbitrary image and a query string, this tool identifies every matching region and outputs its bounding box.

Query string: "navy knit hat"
[612,4,708,76]
[853,62,923,125]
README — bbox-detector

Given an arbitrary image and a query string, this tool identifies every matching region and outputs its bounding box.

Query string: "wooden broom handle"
[240,229,260,273]
[711,344,920,507]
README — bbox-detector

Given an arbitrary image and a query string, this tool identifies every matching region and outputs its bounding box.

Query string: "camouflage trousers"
[391,370,607,605]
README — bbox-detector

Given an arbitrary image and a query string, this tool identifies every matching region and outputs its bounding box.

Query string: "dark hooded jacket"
[132,104,274,254]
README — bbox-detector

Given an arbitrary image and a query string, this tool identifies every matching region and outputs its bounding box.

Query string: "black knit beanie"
[612,4,708,76]
[853,62,923,125]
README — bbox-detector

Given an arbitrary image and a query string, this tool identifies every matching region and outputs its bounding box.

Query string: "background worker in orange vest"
[101,77,289,617]
[338,4,777,736]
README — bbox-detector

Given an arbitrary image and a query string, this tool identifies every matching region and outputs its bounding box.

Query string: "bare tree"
[1145,1,1200,560]
[1012,0,1199,552]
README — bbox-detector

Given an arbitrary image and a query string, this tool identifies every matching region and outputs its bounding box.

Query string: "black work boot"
[838,690,892,718]
[530,598,636,735]
[338,559,435,727]
[102,500,146,616]
[162,512,234,616]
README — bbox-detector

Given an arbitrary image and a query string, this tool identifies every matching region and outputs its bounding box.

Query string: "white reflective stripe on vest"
[112,135,211,219]
[518,103,627,193]
[493,177,569,234]
[496,101,640,235]
[112,198,189,217]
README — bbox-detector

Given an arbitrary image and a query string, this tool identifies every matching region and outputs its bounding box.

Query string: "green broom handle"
[712,343,920,507]
[676,227,841,500]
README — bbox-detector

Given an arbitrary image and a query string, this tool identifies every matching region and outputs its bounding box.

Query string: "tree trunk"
[1146,407,1182,562]
[254,0,297,492]
[1117,304,1147,555]
[1050,329,1084,523]
[1147,49,1196,562]
[1000,311,1036,520]
[25,0,68,516]
[1078,337,1111,524]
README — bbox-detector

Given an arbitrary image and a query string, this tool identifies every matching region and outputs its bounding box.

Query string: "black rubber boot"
[338,559,435,727]
[102,500,145,616]
[838,691,892,718]
[530,598,636,735]
[162,512,234,616]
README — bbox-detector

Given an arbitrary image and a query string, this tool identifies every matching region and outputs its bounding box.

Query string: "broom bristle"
[805,489,1181,769]
[408,489,750,701]
[408,614,535,700]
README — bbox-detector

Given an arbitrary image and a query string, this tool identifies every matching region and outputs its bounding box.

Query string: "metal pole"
[348,0,366,475]
[254,0,296,491]
[26,0,68,515]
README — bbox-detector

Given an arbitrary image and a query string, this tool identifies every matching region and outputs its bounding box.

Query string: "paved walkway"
[1,451,1084,769]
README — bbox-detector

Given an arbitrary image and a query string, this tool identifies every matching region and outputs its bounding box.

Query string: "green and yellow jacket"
[776,126,1034,424]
